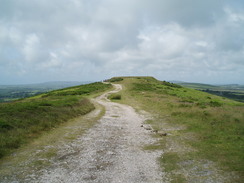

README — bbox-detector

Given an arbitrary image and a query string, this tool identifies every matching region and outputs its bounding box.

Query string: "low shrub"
[209,100,222,107]
[106,77,124,82]
[161,81,182,88]
[109,94,121,100]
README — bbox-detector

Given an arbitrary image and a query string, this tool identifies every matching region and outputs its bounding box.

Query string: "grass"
[105,77,124,82]
[0,81,88,102]
[111,76,244,181]
[40,82,111,97]
[0,82,112,159]
[178,82,244,102]
[160,153,186,182]
[0,101,106,180]
[109,93,122,100]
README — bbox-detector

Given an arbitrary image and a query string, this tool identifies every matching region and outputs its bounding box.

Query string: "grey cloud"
[139,0,227,27]
[0,0,244,84]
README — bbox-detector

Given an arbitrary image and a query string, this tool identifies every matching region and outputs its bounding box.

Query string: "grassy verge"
[111,77,244,181]
[0,82,112,159]
[0,101,106,180]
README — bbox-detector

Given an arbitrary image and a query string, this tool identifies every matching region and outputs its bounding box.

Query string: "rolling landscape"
[1,0,244,182]
[0,77,243,182]
[0,81,92,103]
[175,82,244,103]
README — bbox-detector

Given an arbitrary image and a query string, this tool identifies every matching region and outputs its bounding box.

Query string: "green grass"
[109,93,122,100]
[105,77,124,82]
[160,153,186,182]
[112,77,244,181]
[178,82,244,102]
[0,82,112,159]
[0,81,88,102]
[40,82,111,97]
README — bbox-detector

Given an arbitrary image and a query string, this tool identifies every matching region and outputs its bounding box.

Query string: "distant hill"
[173,82,244,102]
[0,81,93,102]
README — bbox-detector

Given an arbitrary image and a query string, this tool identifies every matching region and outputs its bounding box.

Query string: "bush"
[161,81,182,88]
[209,100,222,107]
[109,94,121,100]
[106,77,124,82]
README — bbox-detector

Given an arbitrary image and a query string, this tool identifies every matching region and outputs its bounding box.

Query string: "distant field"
[0,81,91,102]
[176,82,244,102]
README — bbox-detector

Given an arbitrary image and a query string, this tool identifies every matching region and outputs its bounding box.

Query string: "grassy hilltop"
[109,76,244,181]
[0,82,112,158]
[0,76,243,181]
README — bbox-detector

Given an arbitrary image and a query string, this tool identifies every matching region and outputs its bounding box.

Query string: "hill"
[0,81,92,102]
[0,82,112,158]
[109,76,244,182]
[175,82,244,102]
[0,76,243,182]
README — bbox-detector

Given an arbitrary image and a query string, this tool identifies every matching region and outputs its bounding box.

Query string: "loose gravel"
[9,84,166,182]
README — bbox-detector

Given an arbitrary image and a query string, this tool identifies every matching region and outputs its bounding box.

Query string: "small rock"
[159,133,167,137]
[140,124,144,127]
[145,127,152,130]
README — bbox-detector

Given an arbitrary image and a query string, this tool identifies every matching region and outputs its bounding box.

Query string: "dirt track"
[0,84,238,183]
[21,84,166,182]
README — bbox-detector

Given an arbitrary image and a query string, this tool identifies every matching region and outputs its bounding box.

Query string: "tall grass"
[0,82,112,158]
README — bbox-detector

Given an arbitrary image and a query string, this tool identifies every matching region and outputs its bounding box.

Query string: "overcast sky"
[1,0,244,84]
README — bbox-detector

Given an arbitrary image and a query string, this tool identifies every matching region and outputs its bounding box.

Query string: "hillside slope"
[110,76,244,182]
[0,81,92,102]
[0,82,112,158]
[0,77,243,182]
[1,83,165,182]
[176,82,244,102]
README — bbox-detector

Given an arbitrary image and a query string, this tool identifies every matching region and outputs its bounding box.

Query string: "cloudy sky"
[1,0,244,84]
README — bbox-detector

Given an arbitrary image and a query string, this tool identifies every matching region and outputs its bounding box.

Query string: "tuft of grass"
[161,152,180,172]
[109,94,122,100]
[0,82,112,159]
[160,153,186,182]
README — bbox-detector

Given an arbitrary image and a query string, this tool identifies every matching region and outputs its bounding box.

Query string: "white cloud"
[195,41,208,47]
[39,52,62,69]
[22,33,40,62]
[138,24,188,59]
[224,7,244,23]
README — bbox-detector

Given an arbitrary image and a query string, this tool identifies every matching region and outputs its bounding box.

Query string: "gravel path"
[1,84,236,182]
[29,84,165,182]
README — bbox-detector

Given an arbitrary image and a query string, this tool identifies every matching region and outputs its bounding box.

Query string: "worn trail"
[10,84,165,182]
